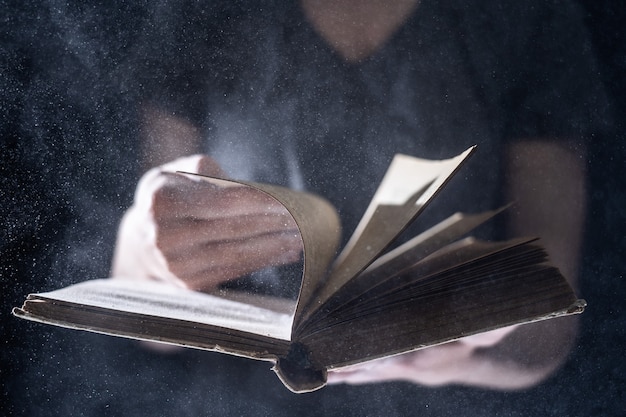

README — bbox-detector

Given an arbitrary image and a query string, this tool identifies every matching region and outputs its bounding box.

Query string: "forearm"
[475,138,587,387]
[139,103,203,171]
[111,106,204,278]
[471,316,579,389]
[504,139,587,287]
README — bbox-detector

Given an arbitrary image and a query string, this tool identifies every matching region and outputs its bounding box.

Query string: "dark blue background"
[2,1,624,415]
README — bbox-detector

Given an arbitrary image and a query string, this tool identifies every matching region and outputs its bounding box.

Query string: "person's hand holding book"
[325,325,539,389]
[111,155,302,291]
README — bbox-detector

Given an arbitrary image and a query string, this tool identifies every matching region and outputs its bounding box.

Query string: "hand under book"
[327,325,519,387]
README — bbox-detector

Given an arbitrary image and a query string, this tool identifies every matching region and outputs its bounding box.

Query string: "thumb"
[156,154,223,177]
[196,155,225,177]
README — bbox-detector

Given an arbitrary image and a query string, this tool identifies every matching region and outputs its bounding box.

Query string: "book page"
[178,174,342,331]
[13,175,341,359]
[299,238,584,368]
[17,278,295,340]
[362,207,507,275]
[297,208,506,331]
[299,146,475,323]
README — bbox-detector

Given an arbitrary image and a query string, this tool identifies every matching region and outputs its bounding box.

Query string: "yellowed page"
[300,146,475,321]
[299,238,584,368]
[181,174,342,330]
[297,208,507,330]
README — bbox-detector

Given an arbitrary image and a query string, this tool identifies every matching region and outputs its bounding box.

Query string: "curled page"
[301,146,475,321]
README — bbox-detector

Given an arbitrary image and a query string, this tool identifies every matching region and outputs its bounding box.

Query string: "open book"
[12,146,585,392]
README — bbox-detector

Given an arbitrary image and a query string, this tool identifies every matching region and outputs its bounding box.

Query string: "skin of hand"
[111,155,303,292]
[328,140,586,390]
[327,326,524,388]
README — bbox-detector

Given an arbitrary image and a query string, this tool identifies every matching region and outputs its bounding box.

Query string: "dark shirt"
[134,0,606,242]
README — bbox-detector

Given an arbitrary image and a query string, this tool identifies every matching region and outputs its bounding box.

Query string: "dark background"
[2,1,624,415]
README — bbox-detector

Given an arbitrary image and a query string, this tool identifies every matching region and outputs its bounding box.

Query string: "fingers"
[156,212,299,248]
[155,154,215,176]
[327,343,473,386]
[168,231,303,292]
[327,326,521,387]
[459,325,517,347]
[117,154,304,291]
[196,155,225,177]
[153,175,289,220]
[149,156,303,290]
[327,356,410,385]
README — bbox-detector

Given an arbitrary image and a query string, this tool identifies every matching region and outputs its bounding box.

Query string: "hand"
[326,325,547,389]
[111,155,303,292]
